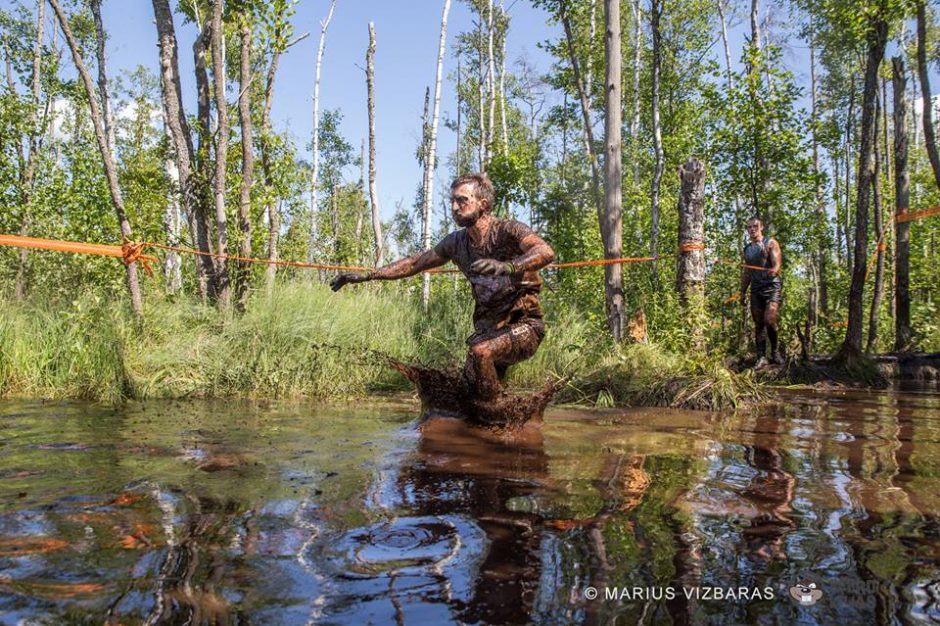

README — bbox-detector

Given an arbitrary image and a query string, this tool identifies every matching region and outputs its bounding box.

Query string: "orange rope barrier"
[3,199,938,280]
[895,205,940,224]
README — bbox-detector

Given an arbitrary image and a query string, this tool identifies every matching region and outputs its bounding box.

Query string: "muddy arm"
[767,239,782,277]
[511,233,555,272]
[370,248,449,280]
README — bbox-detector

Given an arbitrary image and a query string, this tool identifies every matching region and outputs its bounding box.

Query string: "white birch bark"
[422,0,452,308]
[367,21,384,266]
[309,0,337,263]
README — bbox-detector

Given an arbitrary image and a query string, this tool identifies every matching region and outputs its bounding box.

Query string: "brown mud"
[387,359,563,427]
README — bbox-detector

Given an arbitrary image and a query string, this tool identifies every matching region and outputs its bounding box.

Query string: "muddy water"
[0,390,938,625]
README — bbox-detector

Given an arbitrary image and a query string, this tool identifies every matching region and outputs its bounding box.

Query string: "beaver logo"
[789,579,823,606]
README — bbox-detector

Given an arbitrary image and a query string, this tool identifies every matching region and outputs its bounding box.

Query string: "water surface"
[1,389,938,624]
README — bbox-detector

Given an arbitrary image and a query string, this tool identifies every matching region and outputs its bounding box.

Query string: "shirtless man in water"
[331,172,556,400]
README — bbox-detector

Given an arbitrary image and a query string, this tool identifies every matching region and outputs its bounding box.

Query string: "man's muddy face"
[746,220,763,242]
[451,184,485,227]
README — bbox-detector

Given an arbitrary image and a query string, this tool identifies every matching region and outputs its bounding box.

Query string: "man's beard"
[454,208,483,227]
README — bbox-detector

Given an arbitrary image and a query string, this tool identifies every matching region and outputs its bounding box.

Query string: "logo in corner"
[789,579,823,606]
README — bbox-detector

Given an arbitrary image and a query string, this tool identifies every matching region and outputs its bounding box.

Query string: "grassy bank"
[0,284,761,410]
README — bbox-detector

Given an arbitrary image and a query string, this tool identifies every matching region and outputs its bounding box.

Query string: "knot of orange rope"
[876,241,887,252]
[121,240,154,277]
[679,242,705,252]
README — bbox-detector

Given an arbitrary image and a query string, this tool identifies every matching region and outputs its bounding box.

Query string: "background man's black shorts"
[750,283,782,311]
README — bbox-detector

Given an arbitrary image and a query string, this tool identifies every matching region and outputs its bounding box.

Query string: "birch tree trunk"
[487,0,496,157]
[809,15,827,325]
[14,0,44,301]
[560,3,602,220]
[210,0,230,308]
[236,18,254,309]
[603,0,625,342]
[867,100,886,353]
[839,18,887,360]
[90,0,115,153]
[717,0,734,90]
[677,158,706,345]
[421,0,452,308]
[367,22,384,267]
[893,56,912,351]
[262,26,283,295]
[650,0,664,278]
[916,0,940,189]
[49,0,143,318]
[478,16,486,170]
[163,134,182,294]
[153,0,213,301]
[631,0,641,184]
[498,0,509,157]
[309,0,337,263]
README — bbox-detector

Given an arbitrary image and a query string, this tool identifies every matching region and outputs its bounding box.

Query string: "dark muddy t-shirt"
[434,219,544,334]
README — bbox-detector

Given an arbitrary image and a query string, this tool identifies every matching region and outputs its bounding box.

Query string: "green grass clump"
[561,342,765,411]
[0,283,766,410]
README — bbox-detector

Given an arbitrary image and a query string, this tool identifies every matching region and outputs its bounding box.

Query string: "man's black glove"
[330,272,372,292]
[471,258,515,276]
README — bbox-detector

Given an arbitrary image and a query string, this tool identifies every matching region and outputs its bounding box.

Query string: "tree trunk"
[750,0,761,52]
[421,0,452,308]
[487,0,496,157]
[90,0,116,153]
[603,0,625,342]
[153,0,213,301]
[309,0,337,263]
[163,132,183,294]
[13,0,44,301]
[717,0,734,90]
[838,18,887,360]
[845,82,856,277]
[809,15,827,326]
[650,0,664,278]
[236,18,254,310]
[893,56,912,351]
[210,0,230,308]
[917,1,940,189]
[676,158,706,345]
[261,20,283,295]
[49,0,143,318]
[194,16,218,298]
[478,16,486,170]
[631,0,641,184]
[367,22,385,268]
[867,98,886,353]
[498,0,509,157]
[560,2,602,226]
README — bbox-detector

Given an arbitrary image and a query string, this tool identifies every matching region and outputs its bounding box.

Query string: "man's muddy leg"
[751,303,767,360]
[765,301,781,360]
[465,333,515,400]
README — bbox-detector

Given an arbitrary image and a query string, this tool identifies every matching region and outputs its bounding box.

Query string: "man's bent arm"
[768,240,782,276]
[370,248,449,280]
[511,233,556,272]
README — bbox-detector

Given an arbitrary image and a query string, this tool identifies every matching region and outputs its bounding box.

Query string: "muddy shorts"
[750,282,782,311]
[467,318,545,367]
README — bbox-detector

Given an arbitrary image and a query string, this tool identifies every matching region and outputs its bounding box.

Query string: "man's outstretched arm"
[330,249,449,291]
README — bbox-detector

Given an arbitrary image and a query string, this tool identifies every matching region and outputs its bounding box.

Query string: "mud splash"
[388,359,563,427]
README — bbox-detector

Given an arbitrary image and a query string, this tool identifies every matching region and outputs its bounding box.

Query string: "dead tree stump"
[676,158,706,343]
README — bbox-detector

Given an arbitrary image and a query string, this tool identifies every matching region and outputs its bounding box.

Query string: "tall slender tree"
[603,0,625,341]
[366,21,384,266]
[421,0,452,308]
[309,0,337,263]
[236,11,254,309]
[48,0,143,317]
[210,0,230,308]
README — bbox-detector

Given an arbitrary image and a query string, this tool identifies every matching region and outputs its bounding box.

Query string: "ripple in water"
[316,515,481,579]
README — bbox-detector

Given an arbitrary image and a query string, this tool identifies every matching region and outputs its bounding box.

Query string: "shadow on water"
[0,387,939,624]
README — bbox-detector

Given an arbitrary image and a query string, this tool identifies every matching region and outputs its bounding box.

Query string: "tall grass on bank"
[0,283,764,410]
